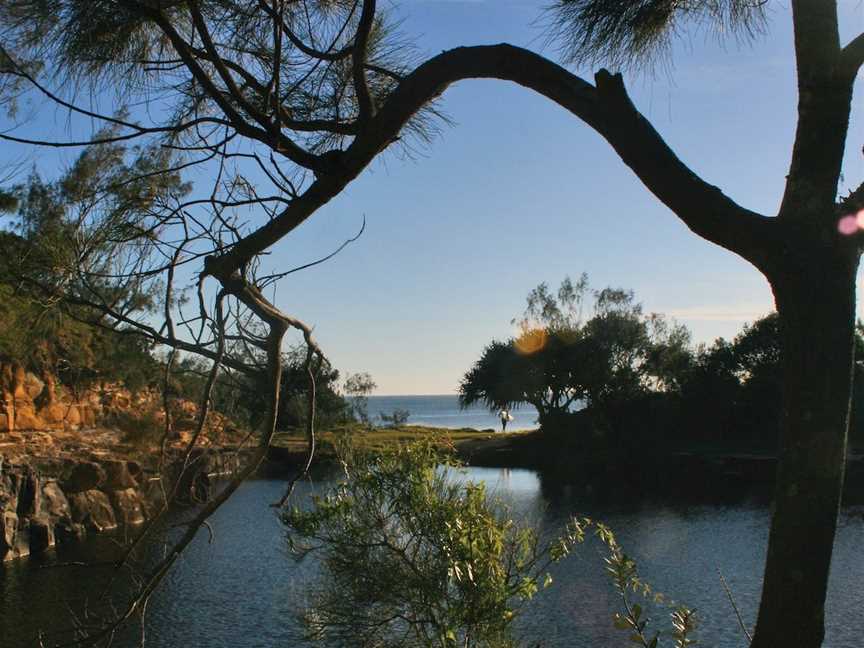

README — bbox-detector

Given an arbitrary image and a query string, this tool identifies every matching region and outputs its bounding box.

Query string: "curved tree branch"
[205,44,774,280]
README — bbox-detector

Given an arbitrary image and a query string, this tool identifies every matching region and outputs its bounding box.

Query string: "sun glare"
[514,328,548,355]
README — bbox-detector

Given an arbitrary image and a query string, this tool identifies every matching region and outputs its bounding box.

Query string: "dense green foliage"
[0,135,188,389]
[284,442,583,648]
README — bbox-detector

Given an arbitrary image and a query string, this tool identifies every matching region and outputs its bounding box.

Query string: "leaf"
[613,614,631,630]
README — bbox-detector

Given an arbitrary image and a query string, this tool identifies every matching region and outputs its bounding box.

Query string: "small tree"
[379,408,410,427]
[344,371,376,427]
[283,442,585,648]
[284,441,699,648]
[461,277,690,425]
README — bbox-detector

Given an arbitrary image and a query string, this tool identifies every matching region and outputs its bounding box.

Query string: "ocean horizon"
[366,394,539,431]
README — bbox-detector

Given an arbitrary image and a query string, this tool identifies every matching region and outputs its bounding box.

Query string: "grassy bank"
[268,424,535,463]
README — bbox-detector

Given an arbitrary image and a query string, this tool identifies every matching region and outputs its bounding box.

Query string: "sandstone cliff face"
[0,360,248,562]
[0,361,93,432]
[0,358,240,442]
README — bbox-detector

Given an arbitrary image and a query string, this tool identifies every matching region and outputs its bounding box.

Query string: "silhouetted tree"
[461,278,690,426]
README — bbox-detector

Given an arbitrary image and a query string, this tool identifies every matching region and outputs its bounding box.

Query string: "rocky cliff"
[0,360,248,562]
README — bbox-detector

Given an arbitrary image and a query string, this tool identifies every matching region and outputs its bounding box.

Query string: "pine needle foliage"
[546,0,768,71]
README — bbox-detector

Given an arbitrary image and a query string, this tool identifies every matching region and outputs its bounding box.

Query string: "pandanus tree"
[1,1,863,646]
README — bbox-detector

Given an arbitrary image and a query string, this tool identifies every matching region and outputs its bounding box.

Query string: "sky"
[3,1,864,395]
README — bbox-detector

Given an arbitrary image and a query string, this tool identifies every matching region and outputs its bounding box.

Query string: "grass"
[270,423,534,461]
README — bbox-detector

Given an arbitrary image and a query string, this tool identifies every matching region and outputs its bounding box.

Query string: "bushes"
[283,441,700,648]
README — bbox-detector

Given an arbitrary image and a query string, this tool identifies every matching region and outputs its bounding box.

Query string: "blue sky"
[266,0,864,394]
[3,1,864,394]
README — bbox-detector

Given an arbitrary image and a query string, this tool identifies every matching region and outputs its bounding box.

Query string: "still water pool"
[3,467,863,647]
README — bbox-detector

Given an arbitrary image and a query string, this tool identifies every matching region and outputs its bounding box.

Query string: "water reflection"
[2,467,863,648]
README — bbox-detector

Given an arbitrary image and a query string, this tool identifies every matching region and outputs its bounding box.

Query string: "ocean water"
[366,394,538,431]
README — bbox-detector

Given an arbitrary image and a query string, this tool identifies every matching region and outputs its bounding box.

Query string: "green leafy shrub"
[283,442,583,648]
[282,442,695,648]
[283,441,702,648]
[379,408,410,427]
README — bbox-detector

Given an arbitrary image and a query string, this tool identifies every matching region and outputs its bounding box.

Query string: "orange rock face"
[0,360,244,450]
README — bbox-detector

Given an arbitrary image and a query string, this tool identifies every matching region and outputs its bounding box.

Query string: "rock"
[42,481,71,519]
[61,461,106,493]
[109,489,145,526]
[10,364,26,399]
[23,372,44,400]
[41,403,69,426]
[13,517,30,559]
[15,467,41,517]
[64,405,82,427]
[0,510,18,559]
[79,406,96,427]
[13,403,43,431]
[1,515,32,560]
[0,391,13,429]
[100,460,139,490]
[54,519,86,542]
[28,516,54,553]
[68,490,117,532]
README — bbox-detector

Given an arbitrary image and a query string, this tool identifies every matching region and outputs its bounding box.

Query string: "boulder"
[61,461,106,493]
[10,364,27,398]
[54,518,86,542]
[42,481,71,519]
[41,403,69,425]
[100,460,139,490]
[69,490,117,532]
[28,516,54,553]
[3,516,31,560]
[109,489,146,526]
[54,518,87,543]
[14,521,30,559]
[79,406,96,427]
[15,468,41,517]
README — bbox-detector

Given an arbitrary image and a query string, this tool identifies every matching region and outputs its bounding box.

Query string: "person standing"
[498,408,513,433]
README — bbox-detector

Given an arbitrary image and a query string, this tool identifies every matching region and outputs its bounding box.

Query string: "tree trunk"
[752,242,859,648]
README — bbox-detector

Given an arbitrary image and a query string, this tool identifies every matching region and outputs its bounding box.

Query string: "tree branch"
[129,0,326,173]
[352,0,377,122]
[840,31,864,80]
[206,44,774,280]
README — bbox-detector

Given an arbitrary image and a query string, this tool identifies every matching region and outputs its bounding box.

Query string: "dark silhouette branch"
[206,44,773,281]
[840,31,864,80]
[352,0,376,122]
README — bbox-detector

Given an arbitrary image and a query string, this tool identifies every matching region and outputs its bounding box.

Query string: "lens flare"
[838,214,859,236]
[514,328,547,355]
